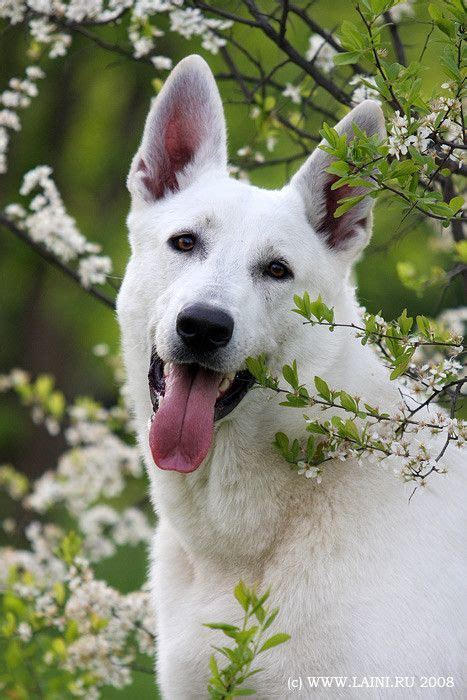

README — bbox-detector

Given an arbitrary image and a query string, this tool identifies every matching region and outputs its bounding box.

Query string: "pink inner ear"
[317,176,366,249]
[165,113,199,178]
[138,104,202,200]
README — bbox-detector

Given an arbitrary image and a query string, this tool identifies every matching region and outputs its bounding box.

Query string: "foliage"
[247,295,465,492]
[206,582,290,699]
[0,358,156,698]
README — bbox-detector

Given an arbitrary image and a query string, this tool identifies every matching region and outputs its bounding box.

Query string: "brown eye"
[170,233,196,252]
[265,260,291,280]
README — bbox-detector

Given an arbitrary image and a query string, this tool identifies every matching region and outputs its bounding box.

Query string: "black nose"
[176,303,234,352]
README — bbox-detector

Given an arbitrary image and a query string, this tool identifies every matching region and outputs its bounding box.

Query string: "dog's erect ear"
[290,100,386,258]
[128,55,227,203]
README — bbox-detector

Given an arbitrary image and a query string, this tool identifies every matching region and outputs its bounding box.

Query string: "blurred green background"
[0,1,463,697]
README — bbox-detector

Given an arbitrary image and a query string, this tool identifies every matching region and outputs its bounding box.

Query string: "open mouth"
[147,351,255,473]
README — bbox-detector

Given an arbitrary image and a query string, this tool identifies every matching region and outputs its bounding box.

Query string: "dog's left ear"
[128,55,227,203]
[290,100,386,260]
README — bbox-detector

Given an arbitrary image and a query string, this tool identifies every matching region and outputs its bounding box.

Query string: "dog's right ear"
[289,100,385,262]
[128,55,227,204]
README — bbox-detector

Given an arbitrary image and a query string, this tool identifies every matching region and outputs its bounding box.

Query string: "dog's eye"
[265,261,292,280]
[169,233,196,252]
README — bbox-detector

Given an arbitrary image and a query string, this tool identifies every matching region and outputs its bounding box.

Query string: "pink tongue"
[149,364,221,473]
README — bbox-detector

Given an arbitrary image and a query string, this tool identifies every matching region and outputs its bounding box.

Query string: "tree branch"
[0,213,117,311]
[278,0,289,46]
[242,0,351,106]
[383,11,406,65]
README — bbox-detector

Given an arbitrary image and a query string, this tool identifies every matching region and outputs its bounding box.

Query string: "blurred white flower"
[282,83,302,104]
[306,35,337,73]
[350,75,381,105]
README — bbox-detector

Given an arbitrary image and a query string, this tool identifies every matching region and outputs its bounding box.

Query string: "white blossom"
[306,35,337,73]
[29,18,72,58]
[0,65,44,172]
[169,7,231,54]
[282,83,302,104]
[438,307,467,338]
[17,622,33,641]
[388,132,417,159]
[0,0,26,24]
[151,54,173,70]
[350,75,381,106]
[93,342,110,357]
[78,254,113,288]
[389,1,415,22]
[0,109,21,130]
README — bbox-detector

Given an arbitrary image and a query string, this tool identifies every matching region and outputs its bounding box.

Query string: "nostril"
[178,318,198,338]
[209,326,231,345]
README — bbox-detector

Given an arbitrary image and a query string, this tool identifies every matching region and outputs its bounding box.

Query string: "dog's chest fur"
[150,435,465,699]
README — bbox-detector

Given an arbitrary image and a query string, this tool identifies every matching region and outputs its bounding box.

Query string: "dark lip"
[148,349,255,421]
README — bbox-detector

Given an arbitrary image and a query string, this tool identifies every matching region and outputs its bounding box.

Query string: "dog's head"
[118,55,385,475]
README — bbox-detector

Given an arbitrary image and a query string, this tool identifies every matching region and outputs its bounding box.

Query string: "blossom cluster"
[0,543,155,697]
[0,65,44,174]
[0,0,231,67]
[5,166,113,288]
[276,378,466,489]
[0,353,156,697]
[388,92,464,163]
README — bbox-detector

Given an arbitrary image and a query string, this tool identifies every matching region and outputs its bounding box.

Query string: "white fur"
[117,56,466,698]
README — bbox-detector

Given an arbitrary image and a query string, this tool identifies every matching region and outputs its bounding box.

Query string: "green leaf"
[306,436,316,463]
[282,361,299,391]
[263,607,279,631]
[338,20,367,50]
[397,308,413,336]
[48,390,65,418]
[258,633,291,653]
[334,195,366,218]
[416,315,431,338]
[204,623,239,632]
[454,240,467,264]
[325,161,349,177]
[389,348,415,380]
[234,581,249,612]
[344,419,360,443]
[314,376,331,401]
[339,391,358,414]
[319,123,340,149]
[57,531,82,565]
[428,4,456,37]
[264,95,276,112]
[274,432,289,455]
[333,51,361,65]
[230,690,257,696]
[306,421,329,435]
[449,196,464,213]
[35,374,54,400]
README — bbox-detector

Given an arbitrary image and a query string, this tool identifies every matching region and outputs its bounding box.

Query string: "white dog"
[117,56,466,698]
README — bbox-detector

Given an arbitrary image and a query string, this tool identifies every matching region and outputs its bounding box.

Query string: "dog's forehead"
[152,173,310,245]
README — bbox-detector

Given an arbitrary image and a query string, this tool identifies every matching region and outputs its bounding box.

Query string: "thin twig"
[301,318,463,348]
[243,0,351,106]
[0,213,117,311]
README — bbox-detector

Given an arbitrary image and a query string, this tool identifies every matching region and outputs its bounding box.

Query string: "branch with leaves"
[246,293,465,496]
[206,581,290,699]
